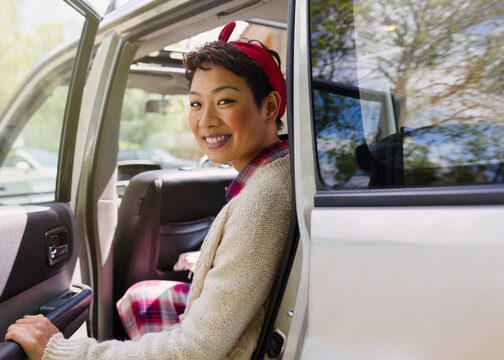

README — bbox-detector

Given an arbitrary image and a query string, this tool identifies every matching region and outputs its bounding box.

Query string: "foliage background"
[0,0,201,162]
[310,0,504,188]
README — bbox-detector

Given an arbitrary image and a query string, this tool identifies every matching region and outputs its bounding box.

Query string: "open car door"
[0,1,99,358]
[284,0,504,358]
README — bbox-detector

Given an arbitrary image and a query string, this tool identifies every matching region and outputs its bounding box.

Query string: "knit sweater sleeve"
[42,158,291,360]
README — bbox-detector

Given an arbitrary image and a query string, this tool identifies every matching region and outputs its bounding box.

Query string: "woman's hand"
[173,253,193,272]
[4,314,59,360]
[173,251,200,278]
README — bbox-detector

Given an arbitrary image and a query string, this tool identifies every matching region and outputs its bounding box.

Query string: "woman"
[5,21,291,360]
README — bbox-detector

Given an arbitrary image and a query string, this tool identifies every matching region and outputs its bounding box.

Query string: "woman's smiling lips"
[204,134,231,149]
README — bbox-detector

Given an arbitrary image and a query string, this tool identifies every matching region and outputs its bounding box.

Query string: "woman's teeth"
[206,135,230,144]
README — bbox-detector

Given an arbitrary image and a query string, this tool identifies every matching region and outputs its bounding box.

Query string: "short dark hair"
[184,40,283,131]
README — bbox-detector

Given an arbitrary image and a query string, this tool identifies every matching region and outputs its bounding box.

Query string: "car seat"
[113,167,235,305]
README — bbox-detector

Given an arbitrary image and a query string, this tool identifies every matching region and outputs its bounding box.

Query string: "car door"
[0,1,99,358]
[284,0,504,358]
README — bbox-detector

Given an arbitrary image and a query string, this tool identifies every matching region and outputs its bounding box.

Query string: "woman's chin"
[205,154,230,166]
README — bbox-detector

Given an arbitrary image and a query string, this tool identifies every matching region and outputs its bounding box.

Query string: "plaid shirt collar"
[225,136,289,202]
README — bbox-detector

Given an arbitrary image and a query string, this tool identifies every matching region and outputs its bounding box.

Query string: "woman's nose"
[199,105,218,128]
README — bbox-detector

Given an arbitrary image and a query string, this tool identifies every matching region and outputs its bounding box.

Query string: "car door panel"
[39,284,93,337]
[0,340,25,359]
[0,263,76,341]
[0,0,100,357]
[0,204,87,347]
[0,284,92,360]
[0,204,75,302]
[302,206,504,359]
[285,0,504,358]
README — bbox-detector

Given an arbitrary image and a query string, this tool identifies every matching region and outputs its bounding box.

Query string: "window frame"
[307,0,504,207]
[57,1,101,202]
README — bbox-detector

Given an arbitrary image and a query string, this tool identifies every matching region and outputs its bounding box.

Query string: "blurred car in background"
[116,147,198,197]
[0,148,57,204]
[118,147,196,171]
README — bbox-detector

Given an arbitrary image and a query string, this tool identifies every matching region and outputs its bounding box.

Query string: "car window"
[118,80,201,170]
[310,0,504,189]
[0,0,85,205]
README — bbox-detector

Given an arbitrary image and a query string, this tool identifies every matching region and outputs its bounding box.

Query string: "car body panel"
[0,149,58,204]
[302,206,504,359]
[290,0,504,358]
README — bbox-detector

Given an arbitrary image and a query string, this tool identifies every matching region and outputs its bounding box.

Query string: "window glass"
[0,0,85,204]
[119,87,201,172]
[310,0,504,189]
[117,60,203,188]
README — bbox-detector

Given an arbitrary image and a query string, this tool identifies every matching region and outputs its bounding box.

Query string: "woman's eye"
[218,98,234,105]
[190,101,201,108]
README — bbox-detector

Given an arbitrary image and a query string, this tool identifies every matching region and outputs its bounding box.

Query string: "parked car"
[116,147,199,197]
[0,0,503,359]
[118,148,195,169]
[0,148,58,204]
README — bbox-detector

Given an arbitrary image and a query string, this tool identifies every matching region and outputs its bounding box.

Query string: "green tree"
[0,0,82,156]
[119,89,203,161]
[0,0,67,114]
[354,0,504,127]
[403,142,438,185]
[311,0,356,82]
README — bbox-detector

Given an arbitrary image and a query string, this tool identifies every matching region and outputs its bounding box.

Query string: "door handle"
[49,244,68,263]
[45,227,69,266]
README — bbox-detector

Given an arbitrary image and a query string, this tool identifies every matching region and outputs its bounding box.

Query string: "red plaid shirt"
[225,136,289,202]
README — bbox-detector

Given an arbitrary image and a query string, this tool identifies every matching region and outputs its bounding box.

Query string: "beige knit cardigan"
[42,155,292,360]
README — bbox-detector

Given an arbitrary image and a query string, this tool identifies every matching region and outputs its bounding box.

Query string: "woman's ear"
[264,91,281,124]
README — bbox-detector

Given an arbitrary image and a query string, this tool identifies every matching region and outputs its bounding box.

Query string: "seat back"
[113,167,236,300]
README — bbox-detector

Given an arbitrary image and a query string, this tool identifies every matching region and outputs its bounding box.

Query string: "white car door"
[288,0,504,358]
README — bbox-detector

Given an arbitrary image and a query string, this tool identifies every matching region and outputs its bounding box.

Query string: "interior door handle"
[0,285,93,359]
[45,227,69,266]
[49,244,68,263]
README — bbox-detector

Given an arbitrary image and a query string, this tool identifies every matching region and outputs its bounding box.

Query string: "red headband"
[218,21,286,118]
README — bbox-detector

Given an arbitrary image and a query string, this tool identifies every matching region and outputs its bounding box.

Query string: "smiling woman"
[188,65,280,171]
[185,25,285,172]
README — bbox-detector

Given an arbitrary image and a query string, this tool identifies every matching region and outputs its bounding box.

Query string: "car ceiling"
[127,67,188,95]
[125,0,288,96]
[132,0,288,66]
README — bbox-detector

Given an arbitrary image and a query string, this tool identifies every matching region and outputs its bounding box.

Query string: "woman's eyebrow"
[189,85,241,96]
[212,85,241,94]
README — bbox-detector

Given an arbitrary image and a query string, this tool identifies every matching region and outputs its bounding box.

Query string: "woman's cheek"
[188,113,199,137]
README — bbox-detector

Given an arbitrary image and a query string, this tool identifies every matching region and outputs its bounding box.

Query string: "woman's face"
[188,64,278,172]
